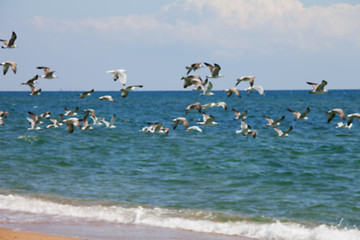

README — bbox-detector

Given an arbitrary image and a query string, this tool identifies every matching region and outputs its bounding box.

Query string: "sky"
[1,0,359,91]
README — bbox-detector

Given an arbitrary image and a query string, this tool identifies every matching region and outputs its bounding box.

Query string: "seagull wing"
[306,82,319,91]
[9,32,17,46]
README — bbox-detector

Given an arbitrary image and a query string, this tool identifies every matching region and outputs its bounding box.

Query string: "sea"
[0,90,359,240]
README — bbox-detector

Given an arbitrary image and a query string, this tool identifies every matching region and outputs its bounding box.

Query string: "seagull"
[102,114,117,128]
[99,95,117,102]
[236,76,255,87]
[44,117,63,129]
[186,126,203,132]
[181,75,202,89]
[146,122,169,135]
[336,122,352,129]
[245,86,264,96]
[202,102,227,111]
[28,85,41,96]
[224,88,241,98]
[236,120,257,138]
[197,113,218,126]
[272,126,293,137]
[37,66,58,79]
[27,111,43,130]
[307,80,328,94]
[232,108,248,120]
[120,85,143,98]
[64,107,79,116]
[21,75,39,86]
[0,110,9,126]
[80,117,93,130]
[0,61,17,75]
[107,69,127,86]
[78,89,94,98]
[0,31,17,49]
[40,111,51,119]
[84,109,102,126]
[185,102,202,114]
[326,108,345,123]
[264,115,285,127]
[287,107,310,121]
[172,117,189,130]
[63,118,82,133]
[204,62,222,78]
[190,77,208,91]
[185,62,203,75]
[347,113,360,126]
[200,81,215,96]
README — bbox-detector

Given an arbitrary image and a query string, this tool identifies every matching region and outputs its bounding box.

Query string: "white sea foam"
[1,194,359,240]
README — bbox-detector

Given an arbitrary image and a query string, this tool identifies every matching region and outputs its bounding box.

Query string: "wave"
[0,194,359,240]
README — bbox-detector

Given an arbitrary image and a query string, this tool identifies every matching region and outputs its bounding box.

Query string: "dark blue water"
[0,90,359,239]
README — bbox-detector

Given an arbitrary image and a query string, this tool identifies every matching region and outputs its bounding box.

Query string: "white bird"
[0,61,17,75]
[224,88,241,98]
[236,120,257,138]
[245,86,264,96]
[0,110,9,126]
[186,126,203,132]
[63,118,82,133]
[44,116,63,129]
[185,62,203,75]
[40,111,51,119]
[204,62,222,78]
[64,107,79,116]
[107,69,127,86]
[80,117,93,130]
[272,126,293,137]
[181,75,202,89]
[28,85,41,96]
[197,113,218,126]
[287,107,310,121]
[172,117,189,130]
[27,111,43,130]
[0,31,17,49]
[202,102,227,111]
[37,66,58,79]
[78,89,94,98]
[145,122,169,135]
[236,76,255,87]
[190,78,208,91]
[336,122,352,129]
[185,102,202,114]
[120,85,143,98]
[326,108,345,123]
[102,114,117,128]
[347,113,360,126]
[21,75,39,86]
[99,95,117,102]
[264,115,285,127]
[200,81,215,96]
[232,108,248,120]
[307,80,328,94]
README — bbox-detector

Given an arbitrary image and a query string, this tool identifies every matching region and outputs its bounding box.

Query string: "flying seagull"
[172,117,189,130]
[0,61,17,75]
[232,108,248,120]
[120,85,143,98]
[185,102,202,114]
[326,108,345,123]
[181,75,202,89]
[78,89,94,98]
[197,113,218,126]
[347,113,360,126]
[245,86,264,96]
[264,115,285,127]
[63,118,82,133]
[307,80,328,94]
[236,76,255,87]
[204,62,222,78]
[200,81,215,96]
[185,62,203,75]
[21,75,39,86]
[202,102,227,111]
[107,69,127,86]
[27,111,43,130]
[64,107,79,116]
[102,114,117,128]
[37,66,58,79]
[236,120,257,138]
[0,31,17,49]
[224,88,241,98]
[28,85,41,96]
[186,126,203,132]
[99,95,117,102]
[287,107,310,121]
[272,126,293,137]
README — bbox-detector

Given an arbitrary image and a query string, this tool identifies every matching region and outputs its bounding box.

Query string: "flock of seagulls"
[0,31,359,136]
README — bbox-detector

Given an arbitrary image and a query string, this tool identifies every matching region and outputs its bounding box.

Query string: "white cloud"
[30,0,360,55]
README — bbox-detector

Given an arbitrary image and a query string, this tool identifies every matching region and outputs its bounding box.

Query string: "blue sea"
[0,90,360,240]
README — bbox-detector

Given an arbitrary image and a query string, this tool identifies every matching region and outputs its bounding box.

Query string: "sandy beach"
[0,228,85,240]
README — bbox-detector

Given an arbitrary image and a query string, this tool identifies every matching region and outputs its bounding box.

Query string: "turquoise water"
[0,90,360,239]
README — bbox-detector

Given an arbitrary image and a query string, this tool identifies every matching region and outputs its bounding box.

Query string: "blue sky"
[1,0,359,91]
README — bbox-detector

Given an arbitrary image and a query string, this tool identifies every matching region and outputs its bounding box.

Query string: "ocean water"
[0,90,360,240]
